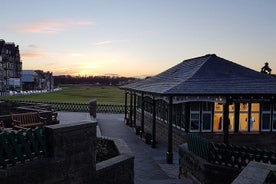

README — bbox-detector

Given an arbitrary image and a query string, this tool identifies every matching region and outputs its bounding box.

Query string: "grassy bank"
[0,85,125,104]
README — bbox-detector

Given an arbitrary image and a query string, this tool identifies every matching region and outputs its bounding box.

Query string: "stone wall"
[96,138,134,184]
[179,143,241,184]
[0,120,97,184]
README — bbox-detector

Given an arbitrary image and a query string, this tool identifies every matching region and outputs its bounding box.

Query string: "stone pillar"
[133,93,137,127]
[89,99,97,118]
[130,93,133,127]
[45,120,97,183]
[124,92,128,123]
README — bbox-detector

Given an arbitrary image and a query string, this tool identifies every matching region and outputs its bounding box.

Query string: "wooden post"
[223,101,229,144]
[130,92,133,127]
[185,103,190,133]
[133,93,137,127]
[234,103,240,133]
[124,91,128,124]
[166,96,173,164]
[141,93,145,134]
[152,98,156,148]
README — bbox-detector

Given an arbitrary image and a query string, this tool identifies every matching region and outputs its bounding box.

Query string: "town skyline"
[2,0,276,77]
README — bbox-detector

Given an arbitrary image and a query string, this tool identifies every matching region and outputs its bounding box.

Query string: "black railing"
[209,143,276,169]
[187,133,210,161]
[187,134,276,169]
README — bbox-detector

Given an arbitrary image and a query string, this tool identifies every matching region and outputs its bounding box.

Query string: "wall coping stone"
[232,161,276,184]
[96,137,134,171]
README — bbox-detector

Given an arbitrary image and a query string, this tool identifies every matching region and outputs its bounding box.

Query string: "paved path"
[58,112,192,184]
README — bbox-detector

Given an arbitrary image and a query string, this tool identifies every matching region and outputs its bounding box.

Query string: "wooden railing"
[187,134,276,169]
[0,127,48,168]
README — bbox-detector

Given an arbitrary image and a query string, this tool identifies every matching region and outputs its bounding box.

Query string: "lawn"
[0,85,125,104]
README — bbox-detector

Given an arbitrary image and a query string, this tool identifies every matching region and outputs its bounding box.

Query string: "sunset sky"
[1,0,276,77]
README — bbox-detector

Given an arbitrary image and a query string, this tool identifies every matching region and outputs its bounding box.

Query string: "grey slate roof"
[121,54,276,95]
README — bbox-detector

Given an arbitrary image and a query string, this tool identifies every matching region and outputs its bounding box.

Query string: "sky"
[1,0,276,77]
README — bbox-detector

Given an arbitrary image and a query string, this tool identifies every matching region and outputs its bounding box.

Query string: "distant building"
[22,70,54,91]
[0,39,22,91]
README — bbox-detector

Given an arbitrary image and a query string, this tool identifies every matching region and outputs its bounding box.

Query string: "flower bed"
[96,137,119,163]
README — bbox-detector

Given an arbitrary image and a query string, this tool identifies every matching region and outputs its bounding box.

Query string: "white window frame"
[190,112,200,132]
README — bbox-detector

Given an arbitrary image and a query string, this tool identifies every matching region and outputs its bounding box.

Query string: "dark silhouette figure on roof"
[261,62,272,74]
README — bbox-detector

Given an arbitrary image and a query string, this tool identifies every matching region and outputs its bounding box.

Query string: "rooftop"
[122,54,276,95]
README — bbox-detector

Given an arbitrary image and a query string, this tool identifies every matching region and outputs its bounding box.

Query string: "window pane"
[250,113,259,131]
[202,102,212,111]
[190,120,199,130]
[202,113,211,130]
[190,103,200,111]
[251,103,260,112]
[262,114,271,130]
[229,104,235,112]
[214,113,223,131]
[240,103,248,112]
[191,113,199,119]
[239,113,248,131]
[263,103,271,111]
[214,103,223,111]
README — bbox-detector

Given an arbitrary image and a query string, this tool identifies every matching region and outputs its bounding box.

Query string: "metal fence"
[187,133,276,169]
[3,100,127,114]
[209,142,276,169]
[187,133,210,161]
[0,127,48,168]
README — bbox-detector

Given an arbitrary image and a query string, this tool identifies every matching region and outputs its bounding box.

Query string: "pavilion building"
[121,54,276,163]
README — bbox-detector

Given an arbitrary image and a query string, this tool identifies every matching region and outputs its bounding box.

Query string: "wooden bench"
[11,112,46,129]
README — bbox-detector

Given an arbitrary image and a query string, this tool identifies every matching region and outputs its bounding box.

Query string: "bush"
[96,138,119,163]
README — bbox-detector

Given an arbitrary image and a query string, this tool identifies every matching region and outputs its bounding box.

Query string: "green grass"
[0,85,125,104]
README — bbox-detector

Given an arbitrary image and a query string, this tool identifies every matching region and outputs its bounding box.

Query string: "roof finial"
[261,62,272,75]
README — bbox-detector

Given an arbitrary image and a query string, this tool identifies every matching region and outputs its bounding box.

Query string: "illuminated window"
[214,103,223,131]
[239,103,248,131]
[251,103,259,131]
[239,103,260,132]
[213,103,234,132]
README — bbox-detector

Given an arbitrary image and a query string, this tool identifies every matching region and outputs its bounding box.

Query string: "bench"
[11,112,46,129]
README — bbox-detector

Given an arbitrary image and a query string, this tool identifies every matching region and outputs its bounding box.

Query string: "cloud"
[14,19,96,34]
[21,53,42,59]
[21,44,44,59]
[93,40,113,46]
